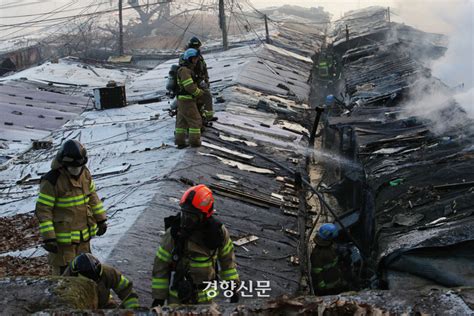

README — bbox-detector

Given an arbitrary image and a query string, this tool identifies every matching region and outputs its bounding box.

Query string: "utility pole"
[387,7,391,23]
[218,0,228,50]
[264,14,270,44]
[118,0,124,55]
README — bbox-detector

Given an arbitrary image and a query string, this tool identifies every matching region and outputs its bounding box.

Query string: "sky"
[0,0,468,40]
[0,1,471,47]
[252,0,473,34]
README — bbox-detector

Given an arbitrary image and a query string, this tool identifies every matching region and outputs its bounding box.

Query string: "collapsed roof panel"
[128,44,312,103]
[321,7,473,290]
[0,31,315,307]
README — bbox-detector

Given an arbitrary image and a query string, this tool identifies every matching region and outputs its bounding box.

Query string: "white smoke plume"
[396,0,474,131]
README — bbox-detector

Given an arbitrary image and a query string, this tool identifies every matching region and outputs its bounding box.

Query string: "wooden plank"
[202,141,254,161]
[234,235,259,246]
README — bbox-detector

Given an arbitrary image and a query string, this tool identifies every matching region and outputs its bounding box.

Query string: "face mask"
[67,166,83,176]
[180,210,202,230]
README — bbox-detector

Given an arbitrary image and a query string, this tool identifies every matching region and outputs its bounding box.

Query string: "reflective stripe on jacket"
[310,237,345,293]
[35,162,107,244]
[63,264,139,309]
[177,66,202,101]
[151,223,239,302]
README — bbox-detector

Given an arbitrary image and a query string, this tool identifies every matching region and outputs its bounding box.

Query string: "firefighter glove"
[96,221,107,236]
[43,239,58,253]
[151,299,165,308]
[199,80,209,89]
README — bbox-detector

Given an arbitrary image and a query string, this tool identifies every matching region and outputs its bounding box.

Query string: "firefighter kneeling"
[310,223,350,296]
[63,253,140,309]
[151,184,239,306]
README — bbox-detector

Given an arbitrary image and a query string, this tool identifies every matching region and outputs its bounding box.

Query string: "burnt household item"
[93,85,127,110]
[32,140,53,150]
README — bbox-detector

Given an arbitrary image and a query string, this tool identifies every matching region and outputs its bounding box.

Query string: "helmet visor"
[62,155,87,167]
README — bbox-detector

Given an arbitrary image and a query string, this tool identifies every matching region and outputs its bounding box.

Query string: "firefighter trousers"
[175,99,202,147]
[49,241,91,275]
[196,89,213,119]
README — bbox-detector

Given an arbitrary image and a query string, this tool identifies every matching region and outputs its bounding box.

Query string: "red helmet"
[179,184,215,218]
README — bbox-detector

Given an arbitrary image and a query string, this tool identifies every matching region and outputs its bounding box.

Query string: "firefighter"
[63,253,140,309]
[151,184,239,306]
[186,36,214,121]
[310,223,348,296]
[35,139,107,275]
[175,48,204,148]
[317,53,330,78]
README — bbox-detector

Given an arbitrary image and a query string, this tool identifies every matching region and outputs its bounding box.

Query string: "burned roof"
[320,7,474,291]
[0,21,320,307]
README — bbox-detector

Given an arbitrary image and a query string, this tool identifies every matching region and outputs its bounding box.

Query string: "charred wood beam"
[434,181,474,191]
[296,171,310,294]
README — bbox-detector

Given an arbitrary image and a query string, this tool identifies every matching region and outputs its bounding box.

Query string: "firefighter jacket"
[179,51,209,84]
[152,217,239,303]
[310,236,347,295]
[177,65,202,101]
[35,158,107,245]
[195,55,209,83]
[63,263,139,309]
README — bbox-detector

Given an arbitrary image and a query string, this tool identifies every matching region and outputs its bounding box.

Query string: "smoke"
[396,0,474,132]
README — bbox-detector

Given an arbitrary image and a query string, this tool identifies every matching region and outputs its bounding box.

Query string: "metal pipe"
[309,106,324,147]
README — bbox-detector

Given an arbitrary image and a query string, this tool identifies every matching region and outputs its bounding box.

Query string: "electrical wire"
[0,0,113,19]
[171,0,205,51]
[229,1,299,98]
[0,0,80,40]
[0,0,172,28]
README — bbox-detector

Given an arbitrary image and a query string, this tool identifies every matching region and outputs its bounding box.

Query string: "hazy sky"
[251,0,473,34]
[0,0,471,39]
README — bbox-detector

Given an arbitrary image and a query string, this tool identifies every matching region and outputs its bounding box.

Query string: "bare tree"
[48,18,116,59]
[128,0,172,27]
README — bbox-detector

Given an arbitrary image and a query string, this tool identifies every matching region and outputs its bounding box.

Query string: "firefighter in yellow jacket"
[175,48,204,148]
[35,139,107,275]
[185,36,214,120]
[151,184,239,306]
[63,253,139,309]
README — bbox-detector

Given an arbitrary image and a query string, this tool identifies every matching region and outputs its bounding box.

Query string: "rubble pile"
[319,6,474,290]
[0,213,48,277]
[0,213,39,252]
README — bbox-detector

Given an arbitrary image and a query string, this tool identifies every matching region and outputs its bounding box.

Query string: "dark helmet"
[71,253,102,281]
[57,139,88,167]
[188,36,202,49]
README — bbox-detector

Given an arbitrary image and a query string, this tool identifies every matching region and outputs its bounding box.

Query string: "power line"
[229,1,299,98]
[0,1,172,28]
[0,0,98,41]
[0,0,80,38]
[0,0,113,19]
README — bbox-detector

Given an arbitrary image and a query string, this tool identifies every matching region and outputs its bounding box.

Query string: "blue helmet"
[325,94,335,105]
[178,53,185,65]
[183,48,199,62]
[318,223,338,240]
